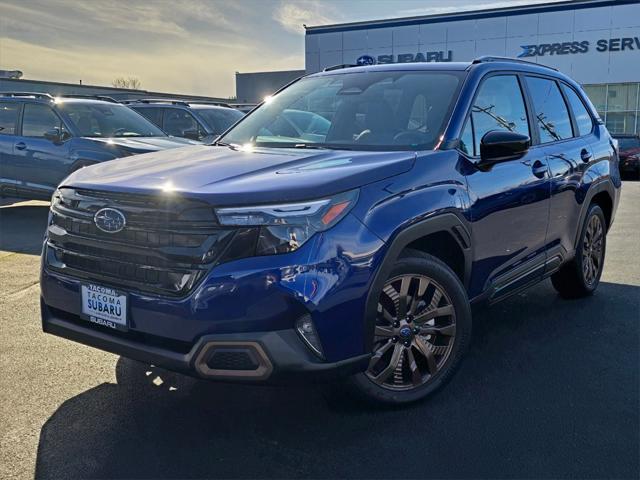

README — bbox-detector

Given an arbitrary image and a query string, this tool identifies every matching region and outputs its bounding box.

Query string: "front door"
[0,101,22,197]
[460,74,551,299]
[14,103,72,199]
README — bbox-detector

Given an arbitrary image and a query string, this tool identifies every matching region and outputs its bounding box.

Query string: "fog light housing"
[295,315,324,359]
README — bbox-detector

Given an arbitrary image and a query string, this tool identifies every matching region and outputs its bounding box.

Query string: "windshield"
[220,70,463,151]
[59,102,166,138]
[196,107,244,134]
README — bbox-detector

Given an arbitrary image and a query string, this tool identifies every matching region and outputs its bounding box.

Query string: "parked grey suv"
[0,93,198,200]
[125,99,244,143]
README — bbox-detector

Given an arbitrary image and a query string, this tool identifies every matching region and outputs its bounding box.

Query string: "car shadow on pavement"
[34,280,639,479]
[0,203,49,255]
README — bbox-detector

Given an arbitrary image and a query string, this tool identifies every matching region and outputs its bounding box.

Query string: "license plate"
[81,284,128,330]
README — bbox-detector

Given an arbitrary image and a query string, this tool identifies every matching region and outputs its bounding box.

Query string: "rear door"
[0,101,21,197]
[462,73,552,300]
[14,103,72,199]
[525,77,597,264]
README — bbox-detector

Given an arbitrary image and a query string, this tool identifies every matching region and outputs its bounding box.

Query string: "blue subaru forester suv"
[41,58,620,404]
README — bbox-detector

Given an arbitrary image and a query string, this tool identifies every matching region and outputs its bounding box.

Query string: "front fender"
[351,150,473,353]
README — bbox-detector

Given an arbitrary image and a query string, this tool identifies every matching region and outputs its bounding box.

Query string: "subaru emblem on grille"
[94,208,126,233]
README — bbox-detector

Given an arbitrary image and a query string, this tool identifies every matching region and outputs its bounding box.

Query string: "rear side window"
[561,85,594,137]
[525,77,573,143]
[0,102,19,135]
[22,104,63,137]
[163,109,200,137]
[468,75,530,156]
[132,107,163,128]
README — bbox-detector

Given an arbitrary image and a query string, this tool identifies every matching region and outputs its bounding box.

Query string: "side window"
[459,118,474,156]
[525,76,573,143]
[22,104,63,137]
[163,109,199,137]
[470,75,530,155]
[133,107,163,128]
[0,102,20,135]
[561,84,594,137]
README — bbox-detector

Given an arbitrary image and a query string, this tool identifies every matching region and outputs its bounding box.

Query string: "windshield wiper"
[292,143,328,149]
[291,143,353,151]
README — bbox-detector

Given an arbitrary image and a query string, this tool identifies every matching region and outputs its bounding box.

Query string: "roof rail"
[471,56,558,71]
[0,92,54,100]
[59,94,118,103]
[185,100,232,108]
[122,98,190,106]
[322,64,358,72]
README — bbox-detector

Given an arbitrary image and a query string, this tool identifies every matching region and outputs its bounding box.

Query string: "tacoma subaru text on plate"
[40,57,620,404]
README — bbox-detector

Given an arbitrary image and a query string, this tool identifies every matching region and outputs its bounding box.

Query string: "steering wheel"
[393,130,429,145]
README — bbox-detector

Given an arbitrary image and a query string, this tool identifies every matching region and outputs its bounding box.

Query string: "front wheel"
[551,204,606,299]
[347,252,472,405]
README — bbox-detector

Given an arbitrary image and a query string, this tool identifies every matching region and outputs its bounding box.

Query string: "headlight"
[50,189,62,209]
[215,190,358,255]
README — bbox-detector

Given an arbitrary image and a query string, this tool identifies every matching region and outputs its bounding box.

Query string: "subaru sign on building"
[304,0,640,134]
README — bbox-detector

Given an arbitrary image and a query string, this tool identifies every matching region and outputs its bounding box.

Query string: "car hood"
[62,145,417,205]
[84,136,199,153]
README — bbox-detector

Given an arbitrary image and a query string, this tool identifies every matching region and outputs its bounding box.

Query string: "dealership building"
[297,0,640,134]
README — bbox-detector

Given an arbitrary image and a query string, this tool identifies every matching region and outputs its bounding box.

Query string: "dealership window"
[470,75,529,155]
[525,77,572,143]
[22,104,64,137]
[606,112,637,135]
[583,82,639,134]
[0,102,19,135]
[583,85,606,112]
[561,85,593,137]
[606,84,638,112]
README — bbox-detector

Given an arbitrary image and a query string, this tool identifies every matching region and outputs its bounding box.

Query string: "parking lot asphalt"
[0,184,638,480]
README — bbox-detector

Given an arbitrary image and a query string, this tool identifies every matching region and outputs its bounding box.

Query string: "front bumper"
[40,212,384,382]
[42,300,370,383]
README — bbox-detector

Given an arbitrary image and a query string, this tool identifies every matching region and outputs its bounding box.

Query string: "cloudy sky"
[1,0,556,98]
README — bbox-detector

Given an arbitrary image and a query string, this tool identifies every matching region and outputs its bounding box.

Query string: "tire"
[346,251,472,405]
[551,204,607,299]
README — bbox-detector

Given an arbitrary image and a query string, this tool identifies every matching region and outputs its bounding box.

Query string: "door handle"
[580,149,592,163]
[531,160,547,179]
[15,142,27,150]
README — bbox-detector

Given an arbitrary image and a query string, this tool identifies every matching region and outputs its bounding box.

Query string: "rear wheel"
[348,252,471,405]
[551,204,606,299]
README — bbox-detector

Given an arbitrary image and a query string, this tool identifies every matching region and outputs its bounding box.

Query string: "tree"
[112,77,141,89]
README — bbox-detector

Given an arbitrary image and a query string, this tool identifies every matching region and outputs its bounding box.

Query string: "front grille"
[46,188,236,297]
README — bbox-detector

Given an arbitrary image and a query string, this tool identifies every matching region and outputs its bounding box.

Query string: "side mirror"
[479,130,530,165]
[182,129,201,141]
[44,128,62,142]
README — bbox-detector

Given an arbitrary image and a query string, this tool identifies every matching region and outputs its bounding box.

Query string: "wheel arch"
[363,212,472,352]
[574,180,616,251]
